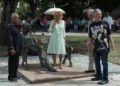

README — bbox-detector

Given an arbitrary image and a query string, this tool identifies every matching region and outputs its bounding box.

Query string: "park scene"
[0,0,120,86]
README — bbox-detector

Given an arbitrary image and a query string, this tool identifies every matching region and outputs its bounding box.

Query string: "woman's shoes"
[60,64,63,69]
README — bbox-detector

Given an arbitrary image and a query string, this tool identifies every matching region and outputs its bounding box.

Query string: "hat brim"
[44,8,65,15]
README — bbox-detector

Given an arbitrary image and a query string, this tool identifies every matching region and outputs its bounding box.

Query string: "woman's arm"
[108,35,115,50]
[63,21,66,38]
[48,20,55,32]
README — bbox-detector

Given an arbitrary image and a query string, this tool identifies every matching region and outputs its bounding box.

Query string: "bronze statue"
[21,22,57,72]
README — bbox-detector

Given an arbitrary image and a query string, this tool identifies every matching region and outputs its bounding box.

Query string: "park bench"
[21,32,56,72]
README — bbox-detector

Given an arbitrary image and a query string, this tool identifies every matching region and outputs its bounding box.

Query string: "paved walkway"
[32,32,120,37]
[0,54,120,86]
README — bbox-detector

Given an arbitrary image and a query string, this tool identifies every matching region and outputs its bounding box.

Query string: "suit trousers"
[8,52,20,79]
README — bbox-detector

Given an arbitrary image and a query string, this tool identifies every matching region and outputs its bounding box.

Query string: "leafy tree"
[52,0,120,17]
[94,0,120,12]
[21,0,41,18]
[0,0,120,45]
[16,0,29,19]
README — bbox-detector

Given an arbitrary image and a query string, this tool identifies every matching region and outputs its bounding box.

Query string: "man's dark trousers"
[93,48,110,81]
[8,52,20,79]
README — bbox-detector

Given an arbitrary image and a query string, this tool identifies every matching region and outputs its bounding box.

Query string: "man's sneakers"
[98,80,109,85]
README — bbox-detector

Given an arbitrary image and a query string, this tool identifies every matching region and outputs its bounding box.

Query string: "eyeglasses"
[98,14,102,15]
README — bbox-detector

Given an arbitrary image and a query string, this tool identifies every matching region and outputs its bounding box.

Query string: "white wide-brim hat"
[44,7,65,15]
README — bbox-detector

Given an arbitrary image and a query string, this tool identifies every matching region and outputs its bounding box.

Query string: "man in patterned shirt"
[89,9,115,85]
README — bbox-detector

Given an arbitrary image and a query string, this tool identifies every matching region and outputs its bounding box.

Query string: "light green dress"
[47,20,66,54]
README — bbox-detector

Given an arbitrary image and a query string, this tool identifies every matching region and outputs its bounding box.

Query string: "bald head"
[87,9,94,16]
[87,9,94,20]
[93,9,102,21]
[94,9,102,15]
[11,13,19,19]
[11,12,20,24]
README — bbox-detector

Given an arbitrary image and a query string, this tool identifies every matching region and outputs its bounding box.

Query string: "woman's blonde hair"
[54,12,63,19]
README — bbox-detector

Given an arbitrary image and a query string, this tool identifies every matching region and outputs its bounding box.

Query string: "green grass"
[33,35,88,54]
[65,36,88,54]
[65,36,120,64]
[66,36,120,65]
[0,35,120,65]
[109,37,120,64]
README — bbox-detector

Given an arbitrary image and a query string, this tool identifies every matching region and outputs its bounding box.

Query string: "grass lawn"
[65,36,88,54]
[65,36,120,65]
[0,35,120,65]
[109,37,120,64]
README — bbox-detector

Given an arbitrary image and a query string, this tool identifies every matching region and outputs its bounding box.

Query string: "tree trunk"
[0,0,19,45]
[27,0,38,18]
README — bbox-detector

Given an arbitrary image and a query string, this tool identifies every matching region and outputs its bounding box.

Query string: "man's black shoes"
[8,76,22,81]
[98,80,109,85]
[91,77,101,81]
[8,78,18,81]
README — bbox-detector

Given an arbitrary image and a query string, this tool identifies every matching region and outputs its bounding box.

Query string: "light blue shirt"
[103,16,113,29]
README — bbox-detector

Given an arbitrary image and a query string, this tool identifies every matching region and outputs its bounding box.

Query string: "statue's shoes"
[48,68,57,72]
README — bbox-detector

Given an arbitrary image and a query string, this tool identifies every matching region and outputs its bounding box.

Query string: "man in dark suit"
[6,13,22,81]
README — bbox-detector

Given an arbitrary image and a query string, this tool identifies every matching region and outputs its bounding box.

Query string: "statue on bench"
[21,23,57,72]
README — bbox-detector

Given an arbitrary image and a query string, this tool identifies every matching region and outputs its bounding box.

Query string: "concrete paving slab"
[18,64,95,84]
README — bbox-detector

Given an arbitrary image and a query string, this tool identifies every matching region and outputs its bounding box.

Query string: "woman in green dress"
[47,12,66,69]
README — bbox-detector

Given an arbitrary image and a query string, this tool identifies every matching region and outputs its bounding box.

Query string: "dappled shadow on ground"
[0,66,8,74]
[51,79,98,85]
[19,64,85,76]
[0,65,8,82]
[0,78,8,83]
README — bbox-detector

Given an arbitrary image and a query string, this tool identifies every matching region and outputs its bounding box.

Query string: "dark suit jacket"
[6,23,22,54]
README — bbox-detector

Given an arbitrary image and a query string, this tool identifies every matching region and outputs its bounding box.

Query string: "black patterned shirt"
[89,21,111,51]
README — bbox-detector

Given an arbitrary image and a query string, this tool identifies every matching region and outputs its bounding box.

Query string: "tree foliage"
[94,0,120,12]
[0,0,120,45]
